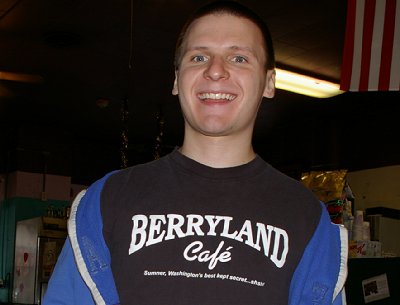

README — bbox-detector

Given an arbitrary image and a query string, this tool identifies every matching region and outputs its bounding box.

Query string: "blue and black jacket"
[43,169,348,305]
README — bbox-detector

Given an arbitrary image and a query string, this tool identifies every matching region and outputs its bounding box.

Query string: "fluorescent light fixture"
[0,71,43,83]
[275,68,344,98]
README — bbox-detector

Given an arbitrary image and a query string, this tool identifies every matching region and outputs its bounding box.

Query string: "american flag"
[341,0,400,91]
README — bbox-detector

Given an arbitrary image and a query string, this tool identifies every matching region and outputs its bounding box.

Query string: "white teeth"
[199,93,235,100]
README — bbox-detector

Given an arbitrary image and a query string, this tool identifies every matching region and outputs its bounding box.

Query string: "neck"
[179,131,256,168]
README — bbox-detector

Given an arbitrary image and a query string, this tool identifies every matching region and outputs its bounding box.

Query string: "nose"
[203,57,229,80]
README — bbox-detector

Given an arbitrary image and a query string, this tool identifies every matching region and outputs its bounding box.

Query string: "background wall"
[347,165,400,211]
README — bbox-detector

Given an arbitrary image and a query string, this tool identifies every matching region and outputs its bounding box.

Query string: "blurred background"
[1,1,400,304]
[0,0,399,185]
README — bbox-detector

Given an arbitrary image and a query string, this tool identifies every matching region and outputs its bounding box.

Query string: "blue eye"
[232,56,247,63]
[192,55,208,62]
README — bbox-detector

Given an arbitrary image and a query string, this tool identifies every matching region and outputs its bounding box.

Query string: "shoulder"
[98,153,176,218]
[102,154,173,195]
[258,159,322,210]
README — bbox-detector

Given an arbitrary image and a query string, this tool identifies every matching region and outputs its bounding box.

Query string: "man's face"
[172,13,275,139]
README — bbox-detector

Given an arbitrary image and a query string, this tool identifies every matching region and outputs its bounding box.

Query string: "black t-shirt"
[101,150,322,305]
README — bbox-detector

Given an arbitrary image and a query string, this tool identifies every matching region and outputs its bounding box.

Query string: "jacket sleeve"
[289,202,348,305]
[43,172,119,305]
[42,238,95,305]
[333,288,347,305]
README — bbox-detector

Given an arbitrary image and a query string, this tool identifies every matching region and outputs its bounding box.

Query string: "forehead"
[184,13,265,51]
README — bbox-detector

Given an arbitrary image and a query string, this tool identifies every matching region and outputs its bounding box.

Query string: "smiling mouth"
[198,92,236,101]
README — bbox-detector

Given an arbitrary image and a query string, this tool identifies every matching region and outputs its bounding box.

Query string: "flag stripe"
[359,0,376,91]
[350,0,365,90]
[369,0,386,90]
[341,0,400,91]
[390,1,400,89]
[350,0,365,89]
[341,0,357,91]
[378,0,396,89]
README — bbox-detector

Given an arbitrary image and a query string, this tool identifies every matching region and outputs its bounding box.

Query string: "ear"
[263,69,275,98]
[172,70,179,95]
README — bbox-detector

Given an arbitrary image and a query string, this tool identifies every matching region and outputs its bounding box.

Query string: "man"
[43,1,347,304]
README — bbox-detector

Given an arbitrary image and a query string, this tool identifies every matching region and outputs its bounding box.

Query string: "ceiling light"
[275,68,344,98]
[0,71,43,83]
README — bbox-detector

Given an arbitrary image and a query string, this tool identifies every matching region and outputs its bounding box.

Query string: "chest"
[102,182,313,305]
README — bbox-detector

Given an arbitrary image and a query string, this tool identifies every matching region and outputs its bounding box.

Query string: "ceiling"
[0,0,399,185]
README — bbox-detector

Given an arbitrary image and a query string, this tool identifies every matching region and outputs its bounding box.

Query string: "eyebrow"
[229,45,255,53]
[186,45,256,55]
